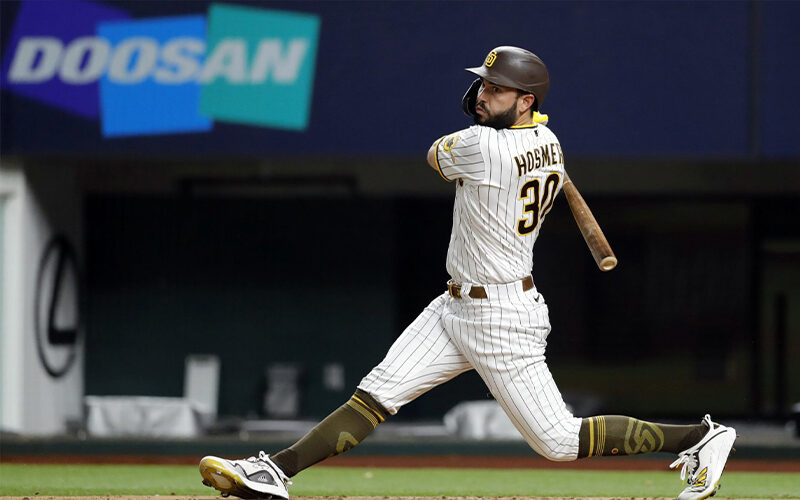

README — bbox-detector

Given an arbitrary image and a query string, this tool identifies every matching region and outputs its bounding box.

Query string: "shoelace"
[245,451,293,485]
[669,451,699,483]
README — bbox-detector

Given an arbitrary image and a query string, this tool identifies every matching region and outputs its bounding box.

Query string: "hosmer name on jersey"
[514,142,564,177]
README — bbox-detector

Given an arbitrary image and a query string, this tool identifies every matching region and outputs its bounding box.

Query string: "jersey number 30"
[517,172,561,235]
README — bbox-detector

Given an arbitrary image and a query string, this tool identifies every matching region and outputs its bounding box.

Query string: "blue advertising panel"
[97,15,212,136]
[0,0,796,157]
[1,0,129,118]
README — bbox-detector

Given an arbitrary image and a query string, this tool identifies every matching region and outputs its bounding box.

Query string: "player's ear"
[518,93,535,115]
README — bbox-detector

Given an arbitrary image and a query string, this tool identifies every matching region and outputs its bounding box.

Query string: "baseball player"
[200,46,736,500]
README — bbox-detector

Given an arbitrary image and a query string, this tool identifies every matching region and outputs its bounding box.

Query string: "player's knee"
[526,434,579,462]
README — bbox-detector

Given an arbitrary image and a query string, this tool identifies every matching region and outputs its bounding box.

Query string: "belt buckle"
[447,279,461,299]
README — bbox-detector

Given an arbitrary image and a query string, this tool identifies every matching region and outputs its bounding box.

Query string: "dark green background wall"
[84,194,799,420]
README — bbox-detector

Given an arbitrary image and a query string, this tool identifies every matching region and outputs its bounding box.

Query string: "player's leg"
[273,292,473,474]
[269,293,472,477]
[443,288,582,461]
[201,293,473,498]
[200,389,389,499]
[576,415,706,457]
[356,292,474,416]
[445,284,736,499]
[269,388,389,477]
[578,414,737,500]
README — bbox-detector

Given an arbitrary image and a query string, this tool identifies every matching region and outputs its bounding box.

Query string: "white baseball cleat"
[199,451,291,499]
[669,414,737,500]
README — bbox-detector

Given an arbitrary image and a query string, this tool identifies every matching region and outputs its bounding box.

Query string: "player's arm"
[426,127,484,183]
[426,137,445,170]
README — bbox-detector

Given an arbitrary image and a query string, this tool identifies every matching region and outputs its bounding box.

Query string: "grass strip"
[0,464,798,498]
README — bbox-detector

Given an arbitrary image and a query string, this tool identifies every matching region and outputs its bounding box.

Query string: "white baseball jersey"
[433,123,565,284]
[359,121,581,462]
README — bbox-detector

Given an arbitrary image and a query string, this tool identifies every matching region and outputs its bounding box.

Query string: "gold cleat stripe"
[588,417,595,458]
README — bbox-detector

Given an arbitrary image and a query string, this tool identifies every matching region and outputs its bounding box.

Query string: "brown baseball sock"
[269,389,389,477]
[577,416,709,458]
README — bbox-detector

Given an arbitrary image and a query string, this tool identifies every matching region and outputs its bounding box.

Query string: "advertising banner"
[1,0,797,157]
[2,1,320,138]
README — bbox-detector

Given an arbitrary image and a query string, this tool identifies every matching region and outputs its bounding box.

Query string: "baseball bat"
[562,172,618,271]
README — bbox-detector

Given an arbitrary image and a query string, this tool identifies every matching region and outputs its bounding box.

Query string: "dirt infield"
[3,454,799,472]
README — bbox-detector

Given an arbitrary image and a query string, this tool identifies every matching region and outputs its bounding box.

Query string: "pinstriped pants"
[358,282,581,461]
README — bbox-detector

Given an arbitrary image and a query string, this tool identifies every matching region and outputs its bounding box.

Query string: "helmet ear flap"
[461,78,482,117]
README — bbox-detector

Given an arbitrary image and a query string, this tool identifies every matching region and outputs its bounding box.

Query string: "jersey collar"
[511,111,549,129]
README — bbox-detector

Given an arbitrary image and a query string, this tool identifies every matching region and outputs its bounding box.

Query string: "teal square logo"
[200,4,320,131]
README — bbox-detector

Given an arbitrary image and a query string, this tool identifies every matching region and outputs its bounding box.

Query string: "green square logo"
[200,4,320,131]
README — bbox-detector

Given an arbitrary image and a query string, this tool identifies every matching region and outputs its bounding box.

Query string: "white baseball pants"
[358,281,581,461]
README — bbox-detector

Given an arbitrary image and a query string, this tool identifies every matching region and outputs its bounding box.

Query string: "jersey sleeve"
[432,126,485,183]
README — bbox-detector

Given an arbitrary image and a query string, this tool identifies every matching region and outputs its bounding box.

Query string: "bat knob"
[600,256,618,272]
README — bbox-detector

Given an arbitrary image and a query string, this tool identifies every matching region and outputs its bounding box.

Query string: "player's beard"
[474,100,518,129]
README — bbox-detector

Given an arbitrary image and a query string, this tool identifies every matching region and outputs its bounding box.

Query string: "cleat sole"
[199,457,267,499]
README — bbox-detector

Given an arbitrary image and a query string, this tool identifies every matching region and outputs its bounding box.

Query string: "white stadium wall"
[0,160,84,435]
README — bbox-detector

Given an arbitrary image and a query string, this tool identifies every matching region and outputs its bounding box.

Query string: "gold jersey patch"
[442,133,459,163]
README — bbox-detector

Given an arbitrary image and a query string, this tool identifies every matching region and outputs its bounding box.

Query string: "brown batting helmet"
[465,46,550,107]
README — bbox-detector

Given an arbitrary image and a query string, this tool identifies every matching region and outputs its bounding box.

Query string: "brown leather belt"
[448,275,534,299]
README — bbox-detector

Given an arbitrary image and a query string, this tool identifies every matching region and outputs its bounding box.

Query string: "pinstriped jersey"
[433,123,565,284]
